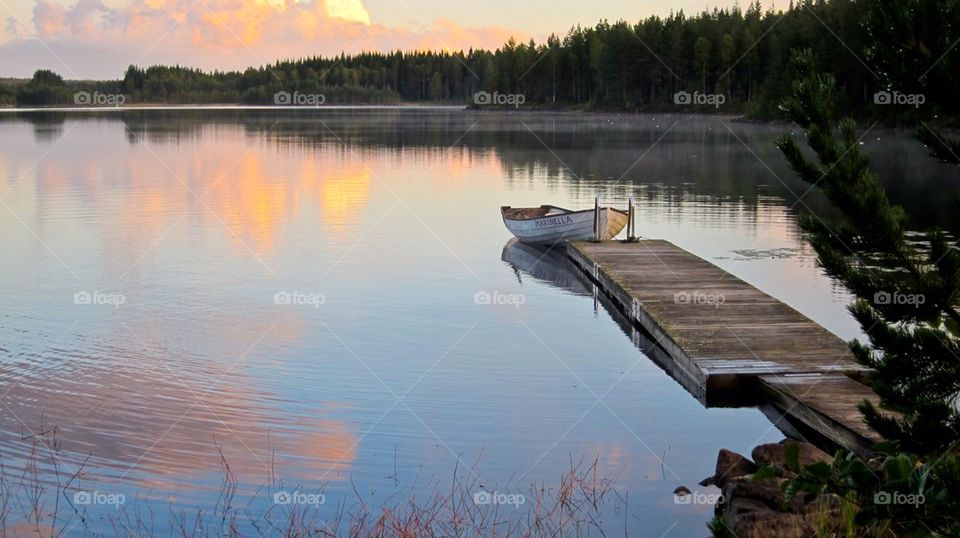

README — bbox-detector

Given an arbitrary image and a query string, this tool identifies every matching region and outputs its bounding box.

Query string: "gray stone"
[751,440,831,469]
[724,507,811,538]
[713,449,758,487]
[723,478,803,513]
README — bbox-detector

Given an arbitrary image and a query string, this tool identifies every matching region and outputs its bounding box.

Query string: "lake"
[0,109,950,535]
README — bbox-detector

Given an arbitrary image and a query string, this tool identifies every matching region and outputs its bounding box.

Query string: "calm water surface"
[0,110,950,535]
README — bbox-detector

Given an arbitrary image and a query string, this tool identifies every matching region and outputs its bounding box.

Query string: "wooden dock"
[566,239,883,454]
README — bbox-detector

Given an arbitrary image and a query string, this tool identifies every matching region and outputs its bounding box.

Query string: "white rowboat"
[500,204,629,245]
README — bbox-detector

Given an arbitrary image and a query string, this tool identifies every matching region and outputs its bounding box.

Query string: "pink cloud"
[1,0,524,78]
[31,0,67,37]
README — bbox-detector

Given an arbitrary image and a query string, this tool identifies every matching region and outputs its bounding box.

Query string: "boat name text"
[534,215,574,228]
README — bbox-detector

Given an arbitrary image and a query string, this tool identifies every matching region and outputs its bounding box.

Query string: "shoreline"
[0,104,757,123]
[3,105,948,131]
[0,106,913,130]
[0,103,470,113]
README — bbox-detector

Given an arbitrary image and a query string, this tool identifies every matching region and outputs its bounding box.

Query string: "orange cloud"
[31,0,66,37]
[5,0,523,77]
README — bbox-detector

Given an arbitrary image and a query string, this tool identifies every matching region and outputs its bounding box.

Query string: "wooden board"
[761,374,886,455]
[566,239,882,452]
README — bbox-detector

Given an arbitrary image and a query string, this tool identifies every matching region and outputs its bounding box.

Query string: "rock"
[711,444,844,538]
[723,479,803,513]
[672,485,693,505]
[713,449,758,487]
[751,440,831,469]
[727,495,771,516]
[720,484,820,538]
[724,507,812,538]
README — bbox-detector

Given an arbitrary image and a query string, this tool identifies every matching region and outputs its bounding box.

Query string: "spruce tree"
[777,50,960,455]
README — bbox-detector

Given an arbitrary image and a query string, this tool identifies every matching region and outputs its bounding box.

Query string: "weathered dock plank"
[760,374,884,455]
[566,239,883,453]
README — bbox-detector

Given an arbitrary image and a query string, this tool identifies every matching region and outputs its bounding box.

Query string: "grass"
[0,428,629,537]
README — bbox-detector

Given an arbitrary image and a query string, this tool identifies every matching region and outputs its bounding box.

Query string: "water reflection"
[0,310,356,493]
[7,110,955,230]
[0,109,951,535]
[500,238,588,296]
[22,111,960,229]
[307,162,372,240]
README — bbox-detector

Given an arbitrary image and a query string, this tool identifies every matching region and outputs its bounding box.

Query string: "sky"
[0,0,778,79]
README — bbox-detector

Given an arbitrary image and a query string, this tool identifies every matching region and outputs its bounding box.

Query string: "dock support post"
[593,195,601,242]
[626,196,638,242]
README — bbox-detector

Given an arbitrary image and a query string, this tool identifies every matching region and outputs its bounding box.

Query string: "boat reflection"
[500,238,589,296]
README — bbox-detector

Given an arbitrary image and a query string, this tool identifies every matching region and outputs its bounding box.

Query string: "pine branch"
[917,124,960,165]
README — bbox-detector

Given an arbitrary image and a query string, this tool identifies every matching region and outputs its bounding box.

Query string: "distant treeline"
[3,0,958,119]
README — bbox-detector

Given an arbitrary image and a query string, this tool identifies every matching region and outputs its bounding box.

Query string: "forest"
[2,0,958,121]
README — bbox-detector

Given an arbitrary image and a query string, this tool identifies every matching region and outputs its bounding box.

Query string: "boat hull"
[501,206,628,245]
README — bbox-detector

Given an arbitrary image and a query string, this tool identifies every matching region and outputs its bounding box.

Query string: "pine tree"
[770,49,960,536]
[777,49,960,455]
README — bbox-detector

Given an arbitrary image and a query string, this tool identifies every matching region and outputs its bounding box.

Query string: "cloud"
[0,0,522,78]
[31,0,67,37]
[2,17,23,41]
[325,0,370,25]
